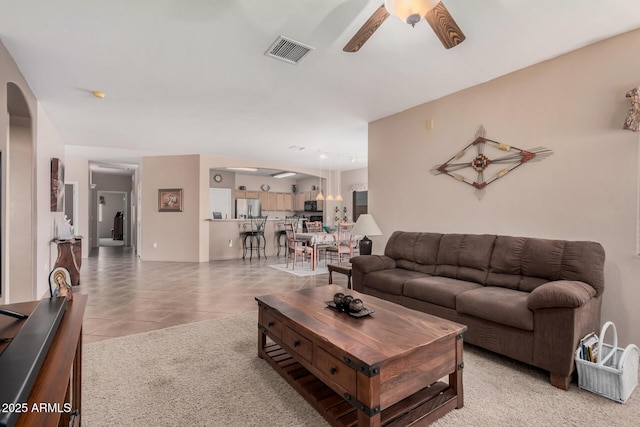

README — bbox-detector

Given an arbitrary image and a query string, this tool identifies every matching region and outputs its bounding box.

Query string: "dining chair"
[277,216,300,256]
[284,223,314,270]
[325,222,355,264]
[305,221,323,232]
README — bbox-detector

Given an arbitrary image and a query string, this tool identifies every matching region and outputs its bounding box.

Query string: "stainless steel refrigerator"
[235,198,262,219]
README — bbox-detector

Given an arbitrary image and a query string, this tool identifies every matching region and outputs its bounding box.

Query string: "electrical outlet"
[228,239,233,248]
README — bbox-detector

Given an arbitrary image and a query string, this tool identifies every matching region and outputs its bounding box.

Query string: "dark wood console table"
[53,238,82,286]
[0,295,87,427]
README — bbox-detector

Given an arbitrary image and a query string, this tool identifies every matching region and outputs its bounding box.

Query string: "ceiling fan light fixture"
[384,0,441,26]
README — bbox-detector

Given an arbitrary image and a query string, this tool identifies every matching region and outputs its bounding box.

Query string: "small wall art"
[50,158,65,212]
[158,188,183,212]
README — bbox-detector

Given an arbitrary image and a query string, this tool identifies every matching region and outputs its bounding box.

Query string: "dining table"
[295,232,336,270]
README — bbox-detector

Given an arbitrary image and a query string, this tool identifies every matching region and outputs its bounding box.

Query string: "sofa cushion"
[457,287,534,331]
[560,241,605,296]
[385,231,442,275]
[434,234,496,284]
[486,236,606,295]
[487,236,525,289]
[363,269,427,296]
[403,276,483,309]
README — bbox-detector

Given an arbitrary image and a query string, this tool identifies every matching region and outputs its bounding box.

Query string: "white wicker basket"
[575,321,639,403]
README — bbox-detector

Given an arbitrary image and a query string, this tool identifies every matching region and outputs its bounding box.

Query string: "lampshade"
[352,214,382,237]
[384,0,441,26]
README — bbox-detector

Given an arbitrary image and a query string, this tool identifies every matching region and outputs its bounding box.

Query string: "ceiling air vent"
[265,36,314,65]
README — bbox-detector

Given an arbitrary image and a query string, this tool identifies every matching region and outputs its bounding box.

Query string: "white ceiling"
[2,1,640,172]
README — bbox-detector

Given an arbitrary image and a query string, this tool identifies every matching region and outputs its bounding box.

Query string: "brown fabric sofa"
[350,231,605,389]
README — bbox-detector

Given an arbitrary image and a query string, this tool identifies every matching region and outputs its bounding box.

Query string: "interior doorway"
[65,182,78,230]
[97,191,127,247]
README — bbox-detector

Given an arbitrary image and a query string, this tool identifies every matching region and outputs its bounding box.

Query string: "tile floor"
[79,246,349,343]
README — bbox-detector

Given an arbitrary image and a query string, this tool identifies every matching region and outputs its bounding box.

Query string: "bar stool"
[242,215,268,261]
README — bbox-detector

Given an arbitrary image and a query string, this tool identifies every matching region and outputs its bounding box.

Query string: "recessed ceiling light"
[272,172,296,179]
[92,91,105,99]
[227,167,258,172]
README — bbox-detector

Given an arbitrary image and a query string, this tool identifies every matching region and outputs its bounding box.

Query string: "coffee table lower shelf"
[260,342,458,427]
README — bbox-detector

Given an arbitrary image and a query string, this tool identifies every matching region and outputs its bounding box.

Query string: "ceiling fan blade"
[343,4,389,53]
[425,1,466,49]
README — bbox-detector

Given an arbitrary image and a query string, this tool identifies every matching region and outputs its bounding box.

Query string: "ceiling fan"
[343,0,465,52]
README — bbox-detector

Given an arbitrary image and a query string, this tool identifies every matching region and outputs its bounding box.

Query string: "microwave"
[304,200,323,212]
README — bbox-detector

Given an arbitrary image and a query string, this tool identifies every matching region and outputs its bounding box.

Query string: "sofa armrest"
[350,255,396,274]
[527,281,597,310]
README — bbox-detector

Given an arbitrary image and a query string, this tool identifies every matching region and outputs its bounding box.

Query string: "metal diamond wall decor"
[430,126,553,200]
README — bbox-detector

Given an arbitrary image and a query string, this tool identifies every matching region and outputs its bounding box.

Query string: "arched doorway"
[2,82,35,302]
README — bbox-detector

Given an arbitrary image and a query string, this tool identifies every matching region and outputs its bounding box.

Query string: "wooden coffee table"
[256,285,467,426]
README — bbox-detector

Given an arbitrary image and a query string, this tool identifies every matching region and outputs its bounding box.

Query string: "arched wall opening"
[3,82,35,302]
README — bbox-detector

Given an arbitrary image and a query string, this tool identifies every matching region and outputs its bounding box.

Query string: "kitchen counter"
[207,218,287,260]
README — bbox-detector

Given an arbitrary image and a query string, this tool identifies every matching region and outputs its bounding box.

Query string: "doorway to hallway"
[97,191,127,247]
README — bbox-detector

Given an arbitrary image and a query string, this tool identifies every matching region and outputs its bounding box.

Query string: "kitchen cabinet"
[259,191,269,208]
[294,193,305,211]
[268,192,278,210]
[276,193,292,211]
[257,191,293,211]
[235,190,260,199]
[303,191,314,201]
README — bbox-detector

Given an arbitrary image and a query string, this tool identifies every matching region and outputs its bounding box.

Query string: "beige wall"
[369,29,640,346]
[8,121,34,301]
[141,155,201,262]
[63,154,90,258]
[35,104,66,299]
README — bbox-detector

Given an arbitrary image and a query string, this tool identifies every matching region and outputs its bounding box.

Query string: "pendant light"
[326,153,334,201]
[316,152,325,201]
[335,153,343,202]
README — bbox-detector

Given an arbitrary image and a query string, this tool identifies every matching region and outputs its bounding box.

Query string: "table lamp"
[352,214,382,255]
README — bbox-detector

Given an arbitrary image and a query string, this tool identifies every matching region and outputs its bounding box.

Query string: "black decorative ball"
[349,298,364,313]
[342,295,354,311]
[333,292,345,306]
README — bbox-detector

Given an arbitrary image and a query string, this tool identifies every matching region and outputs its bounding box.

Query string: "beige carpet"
[83,312,640,427]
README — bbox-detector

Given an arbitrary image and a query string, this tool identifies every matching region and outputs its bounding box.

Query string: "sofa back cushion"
[384,231,442,275]
[383,231,605,294]
[434,234,496,284]
[487,236,605,294]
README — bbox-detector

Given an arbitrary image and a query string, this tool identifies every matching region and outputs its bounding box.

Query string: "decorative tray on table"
[325,301,375,318]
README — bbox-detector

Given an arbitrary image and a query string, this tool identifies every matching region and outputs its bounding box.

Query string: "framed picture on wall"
[50,158,65,212]
[158,188,183,212]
